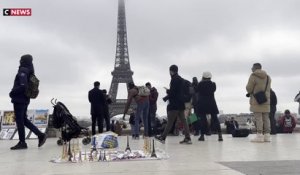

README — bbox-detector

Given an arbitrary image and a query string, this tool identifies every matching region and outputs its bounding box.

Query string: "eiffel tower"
[109,0,135,117]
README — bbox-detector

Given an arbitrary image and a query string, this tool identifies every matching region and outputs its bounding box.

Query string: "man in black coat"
[88,81,105,135]
[196,71,223,141]
[9,54,47,150]
[155,65,192,144]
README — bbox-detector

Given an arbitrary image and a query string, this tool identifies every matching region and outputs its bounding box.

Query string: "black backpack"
[25,74,40,99]
[182,79,193,103]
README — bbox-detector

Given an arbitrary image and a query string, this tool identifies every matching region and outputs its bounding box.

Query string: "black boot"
[218,132,223,141]
[198,134,205,141]
[10,142,28,150]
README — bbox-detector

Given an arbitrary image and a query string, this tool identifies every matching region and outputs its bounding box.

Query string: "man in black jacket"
[9,54,47,150]
[88,81,105,135]
[155,65,192,144]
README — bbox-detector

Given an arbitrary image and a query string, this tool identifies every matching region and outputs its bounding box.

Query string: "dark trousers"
[161,110,190,139]
[14,103,42,143]
[269,110,277,134]
[103,108,110,131]
[91,114,103,135]
[198,113,221,135]
[148,105,157,136]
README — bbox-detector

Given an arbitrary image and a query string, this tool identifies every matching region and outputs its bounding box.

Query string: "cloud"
[0,0,299,117]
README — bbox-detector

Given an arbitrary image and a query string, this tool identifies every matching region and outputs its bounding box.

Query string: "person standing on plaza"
[88,81,105,135]
[123,82,150,139]
[294,91,300,115]
[246,63,271,142]
[146,82,159,136]
[155,65,192,144]
[191,77,201,136]
[269,89,277,135]
[196,71,223,142]
[102,89,112,131]
[9,54,47,150]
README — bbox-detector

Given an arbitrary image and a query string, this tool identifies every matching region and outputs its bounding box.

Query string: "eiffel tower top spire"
[113,0,133,73]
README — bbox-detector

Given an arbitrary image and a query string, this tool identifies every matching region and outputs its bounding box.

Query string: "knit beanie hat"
[202,71,212,79]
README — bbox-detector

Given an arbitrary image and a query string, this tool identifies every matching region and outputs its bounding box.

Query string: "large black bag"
[253,76,269,104]
[232,129,250,137]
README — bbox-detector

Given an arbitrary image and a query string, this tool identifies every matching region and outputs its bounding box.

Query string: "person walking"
[246,63,271,142]
[155,65,192,144]
[196,71,223,141]
[9,54,47,150]
[88,81,105,135]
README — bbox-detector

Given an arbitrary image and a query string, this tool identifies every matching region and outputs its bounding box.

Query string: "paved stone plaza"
[0,134,299,175]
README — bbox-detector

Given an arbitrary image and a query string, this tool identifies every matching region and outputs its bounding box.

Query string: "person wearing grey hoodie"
[246,63,271,142]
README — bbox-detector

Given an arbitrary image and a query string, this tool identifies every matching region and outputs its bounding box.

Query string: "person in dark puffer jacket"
[9,54,47,150]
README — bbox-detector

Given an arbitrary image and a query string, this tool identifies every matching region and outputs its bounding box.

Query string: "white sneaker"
[251,134,264,143]
[264,133,271,142]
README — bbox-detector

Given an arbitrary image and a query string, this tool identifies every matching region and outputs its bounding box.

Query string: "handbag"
[253,76,269,104]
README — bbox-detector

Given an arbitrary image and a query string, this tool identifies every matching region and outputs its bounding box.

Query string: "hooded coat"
[246,69,271,112]
[9,56,34,104]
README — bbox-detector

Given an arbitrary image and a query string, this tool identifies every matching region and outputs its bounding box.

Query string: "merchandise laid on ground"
[1,134,300,175]
[50,132,169,163]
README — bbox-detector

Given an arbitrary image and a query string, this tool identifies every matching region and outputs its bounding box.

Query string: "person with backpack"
[278,109,296,133]
[88,81,106,135]
[123,82,150,139]
[196,71,223,142]
[146,82,159,136]
[9,54,46,150]
[155,65,192,144]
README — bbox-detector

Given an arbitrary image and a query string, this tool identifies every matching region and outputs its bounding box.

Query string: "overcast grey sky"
[0,0,299,118]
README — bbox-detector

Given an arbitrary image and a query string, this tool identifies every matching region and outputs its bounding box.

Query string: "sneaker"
[179,137,192,144]
[38,134,47,147]
[251,134,264,143]
[264,133,271,142]
[10,142,27,150]
[154,135,165,144]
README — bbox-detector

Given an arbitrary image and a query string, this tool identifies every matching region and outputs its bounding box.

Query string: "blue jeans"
[134,99,149,136]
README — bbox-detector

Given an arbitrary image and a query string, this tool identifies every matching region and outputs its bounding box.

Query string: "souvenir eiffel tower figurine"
[68,141,73,161]
[78,151,82,162]
[151,139,157,158]
[98,150,102,162]
[103,150,107,161]
[125,135,131,152]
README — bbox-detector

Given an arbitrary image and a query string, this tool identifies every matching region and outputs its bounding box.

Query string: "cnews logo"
[3,8,32,16]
